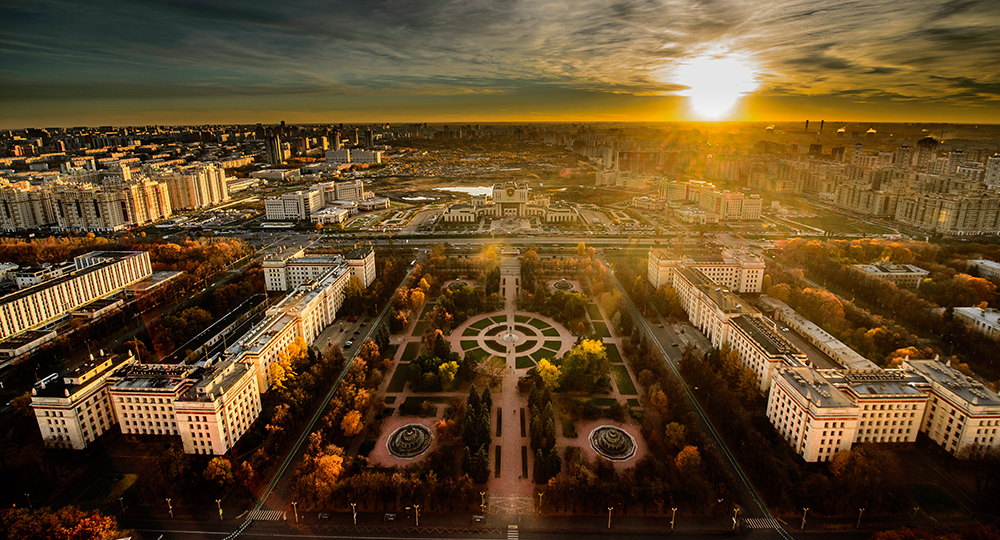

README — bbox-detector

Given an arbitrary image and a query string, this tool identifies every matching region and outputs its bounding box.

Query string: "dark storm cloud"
[2,0,1000,124]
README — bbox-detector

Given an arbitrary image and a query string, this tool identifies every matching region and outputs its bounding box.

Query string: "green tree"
[559,339,609,392]
[205,457,234,489]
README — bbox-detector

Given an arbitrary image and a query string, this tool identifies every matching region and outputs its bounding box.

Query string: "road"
[219,254,424,540]
[599,251,793,540]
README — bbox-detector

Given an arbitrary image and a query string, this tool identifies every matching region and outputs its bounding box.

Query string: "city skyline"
[3,0,1000,127]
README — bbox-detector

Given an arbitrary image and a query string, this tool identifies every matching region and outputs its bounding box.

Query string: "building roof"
[854,262,929,276]
[906,359,1000,408]
[823,369,925,398]
[775,367,856,409]
[954,307,1000,328]
[0,251,143,307]
[969,259,1000,272]
[345,246,373,260]
[731,315,803,358]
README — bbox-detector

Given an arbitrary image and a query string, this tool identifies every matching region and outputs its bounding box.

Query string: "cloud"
[1,0,1000,122]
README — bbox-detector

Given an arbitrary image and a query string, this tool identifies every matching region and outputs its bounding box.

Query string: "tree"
[409,289,426,312]
[358,339,380,367]
[664,422,687,451]
[537,359,561,390]
[559,339,609,392]
[205,457,234,489]
[577,242,587,257]
[341,410,364,437]
[1,506,122,540]
[484,266,501,295]
[675,445,702,475]
[438,360,459,387]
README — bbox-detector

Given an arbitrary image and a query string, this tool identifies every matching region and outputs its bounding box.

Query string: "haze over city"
[3,0,1000,126]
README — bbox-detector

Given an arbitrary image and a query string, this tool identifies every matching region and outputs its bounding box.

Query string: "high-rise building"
[51,178,171,232]
[153,163,229,210]
[0,182,57,230]
[265,134,283,165]
[984,155,1000,187]
[915,137,940,171]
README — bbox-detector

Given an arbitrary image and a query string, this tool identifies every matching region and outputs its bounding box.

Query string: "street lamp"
[414,504,420,527]
[801,508,809,530]
[857,508,865,529]
[216,499,222,521]
[292,502,298,523]
[351,502,356,525]
[671,508,678,531]
[166,498,173,519]
[537,493,542,514]
[607,506,613,529]
[119,497,125,515]
[481,491,487,514]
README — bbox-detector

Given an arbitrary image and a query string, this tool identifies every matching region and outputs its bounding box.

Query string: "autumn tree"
[537,359,561,390]
[341,410,364,437]
[204,457,234,490]
[675,445,702,476]
[559,339,609,392]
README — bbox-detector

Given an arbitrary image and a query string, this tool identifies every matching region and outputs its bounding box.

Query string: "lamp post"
[24,493,31,510]
[414,504,420,527]
[292,502,298,523]
[607,506,613,530]
[857,508,865,529]
[671,508,678,531]
[537,493,543,514]
[216,499,222,521]
[351,502,356,525]
[481,491,487,514]
[733,508,740,531]
[119,497,125,515]
[166,498,173,519]
[801,508,809,530]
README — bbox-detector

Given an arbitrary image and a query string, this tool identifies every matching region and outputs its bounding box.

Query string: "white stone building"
[647,248,765,293]
[954,307,1000,339]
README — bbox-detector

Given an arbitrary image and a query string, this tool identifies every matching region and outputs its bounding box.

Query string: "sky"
[2,0,1000,127]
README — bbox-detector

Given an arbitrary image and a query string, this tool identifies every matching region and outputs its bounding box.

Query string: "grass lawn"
[515,340,537,353]
[463,326,481,336]
[542,328,560,337]
[461,340,479,351]
[401,342,422,362]
[515,314,531,323]
[419,302,437,319]
[467,348,490,361]
[611,365,638,395]
[384,396,397,404]
[469,318,492,330]
[606,343,623,363]
[626,398,640,407]
[386,364,410,392]
[490,315,508,325]
[486,325,505,336]
[543,340,562,351]
[382,344,399,361]
[484,340,508,355]
[527,318,551,331]
[591,397,619,407]
[796,215,896,235]
[515,356,535,369]
[514,324,535,335]
[530,349,555,363]
[586,304,603,320]
[411,320,429,336]
[592,321,612,338]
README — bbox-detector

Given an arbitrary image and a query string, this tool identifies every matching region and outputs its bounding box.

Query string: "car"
[345,341,353,347]
[673,343,680,347]
[782,327,790,332]
[354,330,361,335]
[657,324,663,328]
[360,323,366,327]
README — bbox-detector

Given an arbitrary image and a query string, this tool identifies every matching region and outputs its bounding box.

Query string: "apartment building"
[0,181,57,230]
[52,178,172,231]
[0,251,152,341]
[152,163,229,210]
[264,188,323,221]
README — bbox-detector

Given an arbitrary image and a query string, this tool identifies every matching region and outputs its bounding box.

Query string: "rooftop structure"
[853,262,929,289]
[954,307,1000,339]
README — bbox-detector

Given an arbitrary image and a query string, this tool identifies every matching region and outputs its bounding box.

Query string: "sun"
[672,54,759,119]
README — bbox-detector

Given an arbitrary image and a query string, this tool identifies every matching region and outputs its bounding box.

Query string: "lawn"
[611,365,638,395]
[462,340,479,351]
[586,304,603,320]
[626,398,640,407]
[463,327,481,336]
[486,325,506,336]
[419,302,437,319]
[542,328,560,337]
[515,340,537,353]
[469,318,493,330]
[795,215,896,235]
[527,318,551,331]
[543,340,562,351]
[401,342,422,362]
[384,396,396,404]
[606,343,623,363]
[382,344,399,361]
[590,397,619,407]
[530,349,556,363]
[592,321,612,338]
[490,315,508,325]
[466,348,490,361]
[514,324,534,335]
[411,320,429,336]
[515,314,531,323]
[515,356,535,368]
[386,364,410,393]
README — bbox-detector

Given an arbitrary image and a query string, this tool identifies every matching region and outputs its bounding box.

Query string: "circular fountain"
[387,424,433,459]
[553,279,574,291]
[589,425,637,461]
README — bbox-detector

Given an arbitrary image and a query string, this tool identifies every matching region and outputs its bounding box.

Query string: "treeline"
[406,330,474,393]
[777,238,1000,379]
[340,247,415,318]
[461,385,493,484]
[528,382,561,483]
[0,506,124,540]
